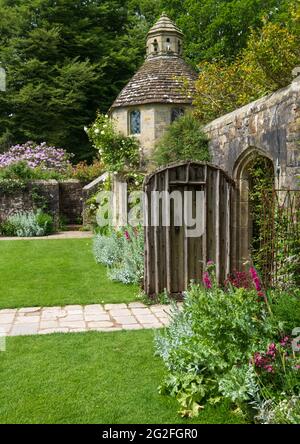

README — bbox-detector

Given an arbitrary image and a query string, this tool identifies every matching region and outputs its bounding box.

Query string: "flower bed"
[155,263,300,423]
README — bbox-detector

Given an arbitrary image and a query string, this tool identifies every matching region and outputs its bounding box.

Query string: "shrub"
[254,396,300,424]
[72,160,104,182]
[35,211,54,236]
[93,231,124,267]
[153,113,210,166]
[155,263,300,422]
[109,227,144,285]
[270,289,300,334]
[93,226,144,285]
[155,273,276,417]
[0,210,54,237]
[0,142,72,173]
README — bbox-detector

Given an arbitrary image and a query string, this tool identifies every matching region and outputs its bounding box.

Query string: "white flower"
[103,124,107,128]
[101,130,105,135]
[105,115,109,119]
[84,126,88,132]
[95,128,100,134]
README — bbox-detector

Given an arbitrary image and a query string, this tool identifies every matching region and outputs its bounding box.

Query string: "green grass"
[0,330,246,424]
[0,239,138,309]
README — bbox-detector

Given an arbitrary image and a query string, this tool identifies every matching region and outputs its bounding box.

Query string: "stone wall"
[203,76,300,190]
[112,103,192,161]
[59,180,85,225]
[0,180,85,227]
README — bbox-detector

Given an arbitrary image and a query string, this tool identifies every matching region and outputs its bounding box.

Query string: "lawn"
[0,239,138,309]
[0,329,246,424]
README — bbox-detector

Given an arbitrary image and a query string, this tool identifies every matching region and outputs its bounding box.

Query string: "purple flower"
[0,142,72,173]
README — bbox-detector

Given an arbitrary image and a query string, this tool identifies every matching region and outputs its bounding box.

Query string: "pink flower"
[266,343,277,358]
[280,336,290,347]
[124,230,130,241]
[203,271,212,289]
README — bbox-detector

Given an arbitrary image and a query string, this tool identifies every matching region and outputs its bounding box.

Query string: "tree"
[194,15,300,123]
[0,0,143,160]
[159,0,293,65]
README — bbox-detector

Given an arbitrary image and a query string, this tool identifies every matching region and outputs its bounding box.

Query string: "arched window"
[129,110,141,135]
[171,108,185,123]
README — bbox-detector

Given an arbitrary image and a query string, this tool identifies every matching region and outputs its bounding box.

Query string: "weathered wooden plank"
[144,162,235,297]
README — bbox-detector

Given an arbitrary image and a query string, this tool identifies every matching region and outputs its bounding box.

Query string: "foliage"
[93,230,125,267]
[270,289,300,334]
[254,396,300,424]
[93,225,144,285]
[194,17,300,123]
[1,1,293,160]
[0,143,72,194]
[247,156,274,276]
[153,114,210,166]
[247,155,300,289]
[130,0,294,65]
[156,261,300,422]
[0,0,146,160]
[109,226,144,285]
[155,264,276,418]
[87,113,140,172]
[0,210,54,237]
[71,160,104,183]
[0,141,72,172]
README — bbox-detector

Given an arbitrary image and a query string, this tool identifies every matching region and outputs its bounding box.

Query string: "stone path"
[0,302,176,337]
[0,231,93,241]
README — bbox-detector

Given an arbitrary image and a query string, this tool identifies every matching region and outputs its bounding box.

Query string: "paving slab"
[0,302,173,337]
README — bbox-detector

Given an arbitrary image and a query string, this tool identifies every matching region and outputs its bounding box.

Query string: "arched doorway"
[233,148,275,271]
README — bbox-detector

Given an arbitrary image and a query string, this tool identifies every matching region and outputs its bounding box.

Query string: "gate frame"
[143,160,237,297]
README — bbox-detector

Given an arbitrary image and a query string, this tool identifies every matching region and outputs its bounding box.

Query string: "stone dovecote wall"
[203,78,300,190]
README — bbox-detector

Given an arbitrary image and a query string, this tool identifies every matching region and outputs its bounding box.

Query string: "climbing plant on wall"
[87,113,140,173]
[248,156,300,289]
[247,156,275,277]
[153,113,210,166]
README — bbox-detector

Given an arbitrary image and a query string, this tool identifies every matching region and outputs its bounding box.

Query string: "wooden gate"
[143,161,236,297]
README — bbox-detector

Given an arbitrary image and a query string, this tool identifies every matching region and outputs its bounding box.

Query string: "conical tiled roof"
[110,14,197,109]
[111,56,197,109]
[147,13,183,37]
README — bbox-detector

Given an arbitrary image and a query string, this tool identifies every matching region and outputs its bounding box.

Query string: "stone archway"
[232,147,275,269]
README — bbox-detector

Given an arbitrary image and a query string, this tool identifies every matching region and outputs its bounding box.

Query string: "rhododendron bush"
[156,263,300,423]
[0,142,72,173]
